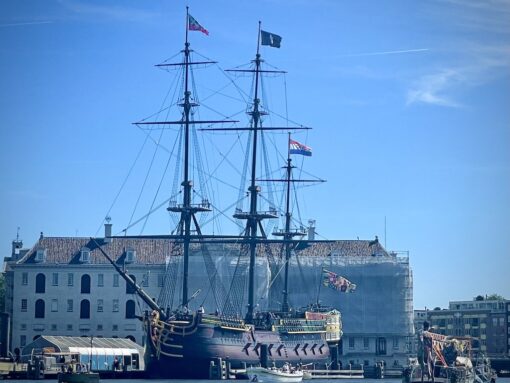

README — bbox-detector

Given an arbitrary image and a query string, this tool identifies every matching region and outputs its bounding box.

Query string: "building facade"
[416,297,509,359]
[507,301,510,356]
[3,227,414,367]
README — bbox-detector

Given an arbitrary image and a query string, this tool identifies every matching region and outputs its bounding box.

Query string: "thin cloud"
[339,48,429,58]
[407,43,510,107]
[407,69,463,107]
[437,0,510,34]
[0,21,53,28]
[58,0,159,23]
[406,0,510,107]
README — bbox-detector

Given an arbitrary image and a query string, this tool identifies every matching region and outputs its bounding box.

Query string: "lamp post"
[89,336,93,373]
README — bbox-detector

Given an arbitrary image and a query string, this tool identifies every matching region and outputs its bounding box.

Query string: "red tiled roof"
[18,236,389,265]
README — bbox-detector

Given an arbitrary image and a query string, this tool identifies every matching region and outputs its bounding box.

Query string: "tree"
[0,273,5,313]
[475,295,484,301]
[486,294,505,301]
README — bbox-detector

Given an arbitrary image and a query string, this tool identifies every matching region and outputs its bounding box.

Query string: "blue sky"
[1,0,509,310]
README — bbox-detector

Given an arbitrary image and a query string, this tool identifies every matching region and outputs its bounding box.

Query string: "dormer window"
[80,247,91,263]
[35,249,46,263]
[125,249,136,263]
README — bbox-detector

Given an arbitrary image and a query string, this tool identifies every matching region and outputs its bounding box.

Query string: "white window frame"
[51,299,58,312]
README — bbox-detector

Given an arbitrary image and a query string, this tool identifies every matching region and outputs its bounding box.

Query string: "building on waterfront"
[292,249,414,368]
[21,335,145,371]
[3,224,414,367]
[416,297,509,359]
[507,301,510,356]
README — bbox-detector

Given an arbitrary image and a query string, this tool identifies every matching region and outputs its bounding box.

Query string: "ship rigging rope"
[94,133,150,236]
[157,244,182,311]
[295,246,316,305]
[101,60,184,235]
[263,242,287,286]
[127,62,184,233]
[223,241,249,316]
[257,193,295,223]
[292,180,304,228]
[141,123,182,234]
[195,236,243,311]
[117,194,176,235]
[191,190,245,231]
[197,241,231,311]
[169,129,184,228]
[226,56,309,130]
[267,242,284,308]
[199,128,246,185]
[197,124,246,234]
[157,51,182,67]
[260,131,278,233]
[168,245,182,310]
[235,131,252,216]
[135,56,182,125]
[159,244,177,310]
[195,50,251,106]
[156,64,184,229]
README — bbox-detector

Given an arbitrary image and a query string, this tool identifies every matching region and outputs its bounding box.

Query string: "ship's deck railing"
[201,314,250,330]
[274,324,327,333]
[278,318,327,327]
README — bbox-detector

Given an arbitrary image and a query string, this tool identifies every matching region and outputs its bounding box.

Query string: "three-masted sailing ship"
[96,9,342,378]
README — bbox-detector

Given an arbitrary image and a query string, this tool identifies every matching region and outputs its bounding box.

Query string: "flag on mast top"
[188,14,209,35]
[289,139,312,156]
[261,30,282,48]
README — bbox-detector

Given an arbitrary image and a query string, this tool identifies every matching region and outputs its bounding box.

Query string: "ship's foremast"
[135,7,237,309]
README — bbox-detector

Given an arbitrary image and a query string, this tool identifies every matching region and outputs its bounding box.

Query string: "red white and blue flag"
[188,14,209,35]
[289,139,312,156]
[322,269,356,293]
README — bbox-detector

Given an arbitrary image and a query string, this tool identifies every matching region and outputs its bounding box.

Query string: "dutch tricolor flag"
[289,139,312,156]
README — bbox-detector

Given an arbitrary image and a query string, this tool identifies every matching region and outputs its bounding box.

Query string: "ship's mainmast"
[231,23,278,323]
[205,22,310,322]
[135,8,236,309]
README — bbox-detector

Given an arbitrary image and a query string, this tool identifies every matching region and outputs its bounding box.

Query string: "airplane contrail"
[339,48,429,57]
[0,21,53,28]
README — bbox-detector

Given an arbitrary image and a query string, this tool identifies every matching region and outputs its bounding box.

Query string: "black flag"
[261,30,282,48]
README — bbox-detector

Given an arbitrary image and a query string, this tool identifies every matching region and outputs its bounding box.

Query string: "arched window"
[126,275,136,294]
[35,299,45,318]
[81,274,91,294]
[35,273,46,293]
[125,300,136,319]
[80,299,90,319]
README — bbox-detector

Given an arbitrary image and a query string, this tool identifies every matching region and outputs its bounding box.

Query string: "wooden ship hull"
[144,311,341,378]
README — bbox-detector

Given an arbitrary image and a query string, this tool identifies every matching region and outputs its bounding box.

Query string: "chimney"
[307,219,316,241]
[104,223,112,242]
[104,216,112,243]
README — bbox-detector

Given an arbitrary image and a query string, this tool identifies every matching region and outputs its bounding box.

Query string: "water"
[10,379,510,383]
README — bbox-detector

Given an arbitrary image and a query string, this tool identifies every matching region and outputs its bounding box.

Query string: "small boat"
[403,328,475,383]
[57,372,100,383]
[474,357,497,383]
[249,364,304,383]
